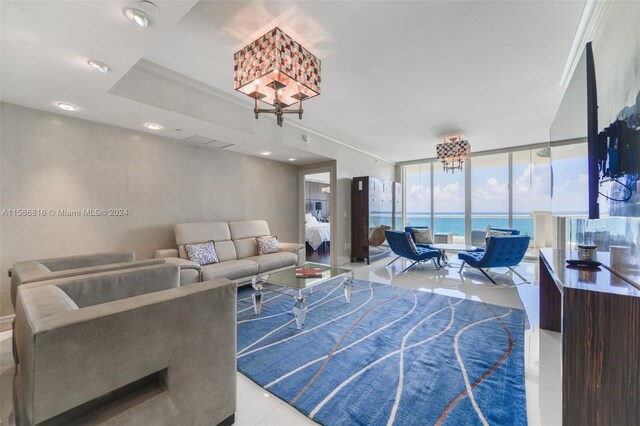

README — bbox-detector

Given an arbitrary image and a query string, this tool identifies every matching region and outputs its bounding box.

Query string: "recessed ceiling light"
[124,8,153,27]
[288,157,297,161]
[144,123,162,130]
[56,102,78,111]
[260,151,272,156]
[88,59,111,73]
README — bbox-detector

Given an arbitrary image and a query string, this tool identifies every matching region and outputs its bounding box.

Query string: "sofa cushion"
[245,252,297,273]
[229,220,270,240]
[234,238,259,260]
[214,240,237,262]
[184,241,219,266]
[257,236,279,255]
[201,260,258,281]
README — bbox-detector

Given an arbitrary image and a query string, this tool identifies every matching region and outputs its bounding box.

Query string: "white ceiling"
[2,0,586,164]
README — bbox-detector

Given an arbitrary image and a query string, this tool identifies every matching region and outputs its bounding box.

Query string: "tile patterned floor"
[0,257,562,426]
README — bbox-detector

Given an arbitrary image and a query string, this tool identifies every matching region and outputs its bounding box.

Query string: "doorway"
[303,172,331,264]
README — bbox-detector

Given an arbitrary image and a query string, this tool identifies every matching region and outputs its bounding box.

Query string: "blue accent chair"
[404,226,433,248]
[385,230,441,272]
[458,235,530,284]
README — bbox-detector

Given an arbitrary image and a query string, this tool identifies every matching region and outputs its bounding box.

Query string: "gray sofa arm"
[155,248,179,258]
[161,257,202,285]
[15,278,236,426]
[280,242,306,266]
[37,251,136,271]
[10,257,162,308]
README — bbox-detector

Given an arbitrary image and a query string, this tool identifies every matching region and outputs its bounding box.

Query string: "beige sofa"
[13,264,236,426]
[156,220,305,284]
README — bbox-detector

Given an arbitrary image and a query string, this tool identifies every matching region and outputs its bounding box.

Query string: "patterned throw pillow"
[407,232,420,254]
[257,236,279,255]
[413,228,433,245]
[484,227,512,248]
[184,241,219,265]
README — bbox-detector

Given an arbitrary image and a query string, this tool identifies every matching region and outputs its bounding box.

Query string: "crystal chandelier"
[436,135,471,173]
[234,27,321,127]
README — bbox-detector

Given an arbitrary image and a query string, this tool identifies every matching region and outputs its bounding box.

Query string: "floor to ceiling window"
[512,148,552,237]
[404,163,432,230]
[433,163,466,243]
[401,144,560,247]
[550,142,589,216]
[470,153,510,233]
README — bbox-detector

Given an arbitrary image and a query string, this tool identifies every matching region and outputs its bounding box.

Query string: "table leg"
[251,277,264,314]
[343,271,355,303]
[293,291,307,330]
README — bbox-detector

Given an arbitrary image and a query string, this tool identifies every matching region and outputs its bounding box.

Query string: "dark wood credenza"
[539,249,640,425]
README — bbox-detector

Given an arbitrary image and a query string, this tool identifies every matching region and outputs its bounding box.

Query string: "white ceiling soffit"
[1,1,586,164]
[0,0,330,165]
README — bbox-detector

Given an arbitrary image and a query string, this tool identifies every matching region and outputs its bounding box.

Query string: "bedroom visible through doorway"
[304,172,331,263]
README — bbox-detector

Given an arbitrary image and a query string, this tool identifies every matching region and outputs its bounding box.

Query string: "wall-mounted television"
[586,42,599,219]
[551,42,639,219]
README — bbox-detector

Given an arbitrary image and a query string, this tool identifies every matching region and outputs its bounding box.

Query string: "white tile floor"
[0,257,562,426]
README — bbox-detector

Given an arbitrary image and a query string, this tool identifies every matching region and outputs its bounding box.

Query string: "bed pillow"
[184,241,219,266]
[369,225,390,247]
[257,235,279,255]
[305,213,319,225]
[413,228,433,245]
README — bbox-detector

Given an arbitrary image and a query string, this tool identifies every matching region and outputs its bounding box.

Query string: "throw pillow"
[257,235,279,255]
[485,229,511,248]
[413,228,433,245]
[407,232,420,254]
[369,225,390,247]
[184,241,219,265]
[306,213,319,225]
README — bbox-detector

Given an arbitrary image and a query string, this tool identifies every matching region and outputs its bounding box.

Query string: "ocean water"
[371,213,534,237]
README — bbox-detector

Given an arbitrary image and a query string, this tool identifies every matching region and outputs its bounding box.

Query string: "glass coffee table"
[430,243,477,267]
[251,262,354,330]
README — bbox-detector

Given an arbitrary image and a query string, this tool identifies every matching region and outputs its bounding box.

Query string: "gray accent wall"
[0,103,299,318]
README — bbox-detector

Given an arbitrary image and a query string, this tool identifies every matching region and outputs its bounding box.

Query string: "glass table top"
[258,262,352,289]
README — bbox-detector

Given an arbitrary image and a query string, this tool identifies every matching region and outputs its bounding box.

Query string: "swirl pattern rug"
[237,280,527,426]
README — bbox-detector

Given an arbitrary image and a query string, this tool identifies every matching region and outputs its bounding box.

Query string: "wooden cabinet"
[539,249,640,425]
[351,176,401,264]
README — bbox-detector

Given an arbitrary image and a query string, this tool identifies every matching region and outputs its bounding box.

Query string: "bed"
[305,214,331,251]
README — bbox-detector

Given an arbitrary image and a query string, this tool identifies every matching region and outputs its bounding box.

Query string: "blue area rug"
[237,280,527,426]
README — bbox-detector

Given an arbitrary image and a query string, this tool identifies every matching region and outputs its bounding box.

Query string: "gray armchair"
[13,264,237,426]
[10,251,166,308]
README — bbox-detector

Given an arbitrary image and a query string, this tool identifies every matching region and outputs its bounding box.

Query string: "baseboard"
[217,413,235,426]
[0,315,15,332]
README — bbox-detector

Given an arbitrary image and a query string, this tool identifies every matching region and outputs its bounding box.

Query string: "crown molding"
[132,59,395,164]
[559,0,609,88]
